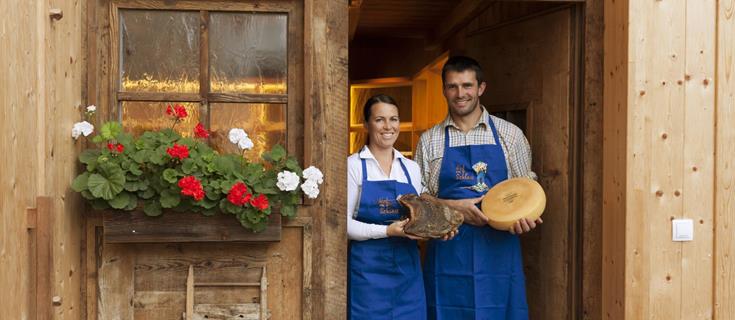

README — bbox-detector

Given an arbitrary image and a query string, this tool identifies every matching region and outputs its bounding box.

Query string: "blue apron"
[348,155,427,320]
[424,116,528,320]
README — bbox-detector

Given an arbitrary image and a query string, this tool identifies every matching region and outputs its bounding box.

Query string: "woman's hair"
[362,94,398,147]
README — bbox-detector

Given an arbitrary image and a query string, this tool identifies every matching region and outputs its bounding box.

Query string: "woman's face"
[365,102,400,150]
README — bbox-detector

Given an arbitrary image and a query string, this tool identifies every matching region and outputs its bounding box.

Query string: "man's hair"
[441,55,485,85]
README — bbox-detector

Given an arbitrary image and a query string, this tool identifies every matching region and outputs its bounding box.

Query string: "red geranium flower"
[177,176,204,201]
[250,194,269,211]
[166,143,189,160]
[166,104,188,119]
[107,143,124,153]
[226,182,252,206]
[194,123,209,138]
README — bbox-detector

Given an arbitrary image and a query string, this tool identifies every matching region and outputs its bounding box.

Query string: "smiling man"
[414,56,542,320]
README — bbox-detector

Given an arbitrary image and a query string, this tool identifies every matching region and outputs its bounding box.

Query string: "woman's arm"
[346,156,388,241]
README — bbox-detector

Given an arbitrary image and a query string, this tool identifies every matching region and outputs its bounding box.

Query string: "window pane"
[120,10,200,93]
[209,13,287,94]
[122,102,201,137]
[209,103,286,162]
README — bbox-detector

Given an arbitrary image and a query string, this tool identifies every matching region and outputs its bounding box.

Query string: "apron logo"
[462,161,489,193]
[378,198,399,214]
[455,165,475,181]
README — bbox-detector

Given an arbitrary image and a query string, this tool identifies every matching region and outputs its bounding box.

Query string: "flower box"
[102,209,282,243]
[72,104,323,237]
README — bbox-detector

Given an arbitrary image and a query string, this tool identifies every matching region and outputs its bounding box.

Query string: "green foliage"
[72,120,312,232]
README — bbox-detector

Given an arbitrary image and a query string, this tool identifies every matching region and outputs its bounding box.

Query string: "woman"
[347,94,427,319]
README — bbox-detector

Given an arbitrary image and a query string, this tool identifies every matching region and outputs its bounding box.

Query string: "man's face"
[443,70,486,118]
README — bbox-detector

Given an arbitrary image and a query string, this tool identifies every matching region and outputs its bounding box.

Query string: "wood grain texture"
[681,0,716,318]
[102,211,282,243]
[581,0,603,319]
[715,0,735,318]
[601,0,628,318]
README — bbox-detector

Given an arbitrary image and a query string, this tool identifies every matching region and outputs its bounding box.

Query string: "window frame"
[108,0,300,155]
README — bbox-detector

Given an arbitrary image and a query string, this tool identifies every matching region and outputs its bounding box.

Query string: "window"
[111,2,299,162]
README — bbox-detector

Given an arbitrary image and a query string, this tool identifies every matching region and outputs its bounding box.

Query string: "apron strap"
[360,157,368,181]
[487,115,502,146]
[398,157,412,186]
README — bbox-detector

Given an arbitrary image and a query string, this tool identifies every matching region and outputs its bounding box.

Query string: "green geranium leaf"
[281,205,297,217]
[199,198,218,209]
[129,163,143,175]
[182,159,196,174]
[269,144,286,162]
[162,168,180,184]
[143,200,162,216]
[159,189,181,208]
[87,164,125,200]
[285,158,303,175]
[138,188,156,199]
[108,192,131,209]
[100,122,123,141]
[71,173,90,192]
[81,190,95,200]
[79,150,101,165]
[132,150,150,164]
[91,199,110,210]
[124,195,138,210]
[116,132,134,146]
[213,157,235,175]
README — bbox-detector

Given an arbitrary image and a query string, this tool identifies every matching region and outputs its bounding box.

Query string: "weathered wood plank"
[581,0,603,318]
[103,211,281,243]
[114,0,292,12]
[601,0,629,317]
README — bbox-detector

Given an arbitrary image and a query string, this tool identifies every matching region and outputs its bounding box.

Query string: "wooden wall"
[602,0,735,318]
[1,0,85,318]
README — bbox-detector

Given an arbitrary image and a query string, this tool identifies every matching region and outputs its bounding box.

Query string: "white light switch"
[672,219,694,242]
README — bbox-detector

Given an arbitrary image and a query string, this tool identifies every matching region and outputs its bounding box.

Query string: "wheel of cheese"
[481,177,546,231]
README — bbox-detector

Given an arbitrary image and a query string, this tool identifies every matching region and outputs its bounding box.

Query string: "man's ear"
[478,81,487,96]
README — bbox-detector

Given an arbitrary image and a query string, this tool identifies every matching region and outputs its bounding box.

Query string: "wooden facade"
[1,0,734,319]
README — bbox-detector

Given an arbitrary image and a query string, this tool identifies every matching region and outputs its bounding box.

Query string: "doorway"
[349,1,587,319]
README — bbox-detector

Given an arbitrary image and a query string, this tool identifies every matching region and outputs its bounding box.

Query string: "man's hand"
[442,196,488,226]
[508,217,543,235]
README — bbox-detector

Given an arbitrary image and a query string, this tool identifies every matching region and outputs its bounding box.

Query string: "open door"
[465,7,580,319]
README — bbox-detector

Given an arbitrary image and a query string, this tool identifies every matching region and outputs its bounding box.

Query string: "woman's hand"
[387,219,428,240]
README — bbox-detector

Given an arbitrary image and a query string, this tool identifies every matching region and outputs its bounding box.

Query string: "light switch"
[672,219,694,242]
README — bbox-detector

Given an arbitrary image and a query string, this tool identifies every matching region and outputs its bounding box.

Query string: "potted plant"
[71,104,322,233]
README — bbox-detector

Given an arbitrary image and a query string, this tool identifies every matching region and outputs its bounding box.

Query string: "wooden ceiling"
[350,0,460,39]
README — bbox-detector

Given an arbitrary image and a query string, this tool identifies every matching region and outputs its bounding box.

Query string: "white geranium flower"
[71,121,94,139]
[302,166,324,184]
[300,179,320,199]
[86,105,97,113]
[277,170,300,191]
[237,136,254,150]
[228,128,247,144]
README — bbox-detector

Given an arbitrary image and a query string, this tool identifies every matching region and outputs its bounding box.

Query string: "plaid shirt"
[414,107,536,196]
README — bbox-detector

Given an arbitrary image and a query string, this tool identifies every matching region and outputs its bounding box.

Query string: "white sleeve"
[346,157,388,241]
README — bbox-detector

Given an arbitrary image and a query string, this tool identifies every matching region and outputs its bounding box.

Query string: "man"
[415,56,541,319]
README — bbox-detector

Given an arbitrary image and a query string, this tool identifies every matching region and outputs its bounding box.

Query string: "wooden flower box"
[102,210,281,243]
